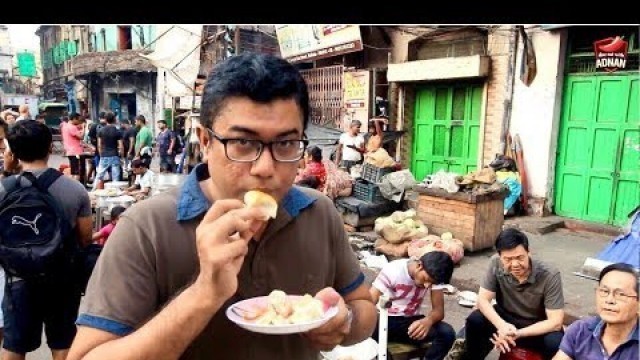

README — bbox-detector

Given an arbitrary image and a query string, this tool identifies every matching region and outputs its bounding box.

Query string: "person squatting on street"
[370,251,456,360]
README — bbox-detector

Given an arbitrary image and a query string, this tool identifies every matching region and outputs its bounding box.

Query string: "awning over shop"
[387,55,490,83]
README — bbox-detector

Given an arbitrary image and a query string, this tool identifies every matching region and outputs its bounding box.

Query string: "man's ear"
[196,126,209,148]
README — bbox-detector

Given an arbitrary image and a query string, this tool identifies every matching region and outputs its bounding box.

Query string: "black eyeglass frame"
[206,128,309,163]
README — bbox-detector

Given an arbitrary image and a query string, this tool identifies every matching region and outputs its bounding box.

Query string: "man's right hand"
[497,322,518,338]
[193,199,267,305]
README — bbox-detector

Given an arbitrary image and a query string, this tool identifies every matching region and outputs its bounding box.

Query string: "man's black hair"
[200,52,310,131]
[495,227,529,253]
[99,111,106,119]
[131,158,149,169]
[419,251,454,285]
[105,112,116,124]
[599,262,639,295]
[157,120,167,125]
[7,121,52,162]
[135,115,146,124]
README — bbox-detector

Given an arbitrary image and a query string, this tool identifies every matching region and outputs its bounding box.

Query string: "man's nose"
[250,146,276,177]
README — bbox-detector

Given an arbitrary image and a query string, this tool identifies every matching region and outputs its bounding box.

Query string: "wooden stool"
[387,341,431,360]
[498,347,543,360]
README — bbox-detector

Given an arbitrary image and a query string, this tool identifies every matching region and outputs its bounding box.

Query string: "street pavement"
[22,155,613,360]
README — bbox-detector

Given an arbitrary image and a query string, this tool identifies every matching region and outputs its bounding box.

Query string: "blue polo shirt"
[559,316,639,359]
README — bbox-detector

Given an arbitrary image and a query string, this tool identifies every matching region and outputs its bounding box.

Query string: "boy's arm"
[421,288,445,327]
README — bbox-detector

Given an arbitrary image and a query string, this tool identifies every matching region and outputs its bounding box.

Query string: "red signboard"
[594,36,628,72]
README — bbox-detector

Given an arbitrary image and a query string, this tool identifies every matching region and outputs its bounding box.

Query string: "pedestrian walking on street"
[134,115,153,158]
[155,120,176,173]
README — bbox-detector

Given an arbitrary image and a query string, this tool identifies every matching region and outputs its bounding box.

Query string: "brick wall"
[482,26,516,166]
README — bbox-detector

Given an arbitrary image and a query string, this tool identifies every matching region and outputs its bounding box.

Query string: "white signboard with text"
[275,25,363,63]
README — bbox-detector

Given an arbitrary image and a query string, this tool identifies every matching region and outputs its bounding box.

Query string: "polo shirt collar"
[176,163,317,222]
[590,316,639,343]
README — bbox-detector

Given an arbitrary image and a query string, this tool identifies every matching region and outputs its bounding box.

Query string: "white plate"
[458,299,476,308]
[457,290,478,308]
[320,337,378,360]
[93,189,123,197]
[226,295,339,335]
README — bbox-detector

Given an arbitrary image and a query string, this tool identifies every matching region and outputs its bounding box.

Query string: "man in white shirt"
[335,119,365,172]
[125,158,155,200]
[370,251,456,360]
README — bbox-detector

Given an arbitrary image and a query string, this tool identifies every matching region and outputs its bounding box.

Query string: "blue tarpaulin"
[595,210,640,270]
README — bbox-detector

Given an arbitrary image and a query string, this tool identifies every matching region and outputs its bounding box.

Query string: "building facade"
[68,25,157,122]
[510,25,639,225]
[36,25,91,110]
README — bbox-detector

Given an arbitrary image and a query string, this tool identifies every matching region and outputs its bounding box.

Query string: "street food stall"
[411,169,508,252]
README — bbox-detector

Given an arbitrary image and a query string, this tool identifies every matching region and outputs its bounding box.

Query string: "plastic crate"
[361,163,395,183]
[353,180,386,203]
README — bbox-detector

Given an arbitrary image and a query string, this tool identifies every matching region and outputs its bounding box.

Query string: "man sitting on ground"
[457,228,565,360]
[553,263,638,360]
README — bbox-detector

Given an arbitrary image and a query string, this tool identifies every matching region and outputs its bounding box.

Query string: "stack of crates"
[353,163,395,203]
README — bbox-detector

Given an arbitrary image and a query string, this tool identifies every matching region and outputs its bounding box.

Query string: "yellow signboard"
[276,25,363,63]
[342,70,370,131]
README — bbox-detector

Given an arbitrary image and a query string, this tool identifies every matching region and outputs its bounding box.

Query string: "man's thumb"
[314,287,342,308]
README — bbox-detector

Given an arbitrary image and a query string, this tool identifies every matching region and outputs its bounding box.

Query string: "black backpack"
[0,169,75,280]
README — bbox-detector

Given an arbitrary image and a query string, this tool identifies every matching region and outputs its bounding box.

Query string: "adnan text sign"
[594,36,628,72]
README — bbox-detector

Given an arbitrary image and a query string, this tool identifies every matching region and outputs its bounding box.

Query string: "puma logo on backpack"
[0,169,74,280]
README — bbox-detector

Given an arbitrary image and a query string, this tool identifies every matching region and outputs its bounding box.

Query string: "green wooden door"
[411,84,482,182]
[555,74,639,225]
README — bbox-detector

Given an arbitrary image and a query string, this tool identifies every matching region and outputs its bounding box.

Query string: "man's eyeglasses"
[596,286,639,302]
[207,129,308,163]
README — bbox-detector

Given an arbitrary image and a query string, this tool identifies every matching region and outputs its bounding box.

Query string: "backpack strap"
[20,169,63,192]
[35,168,63,191]
[0,175,19,198]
